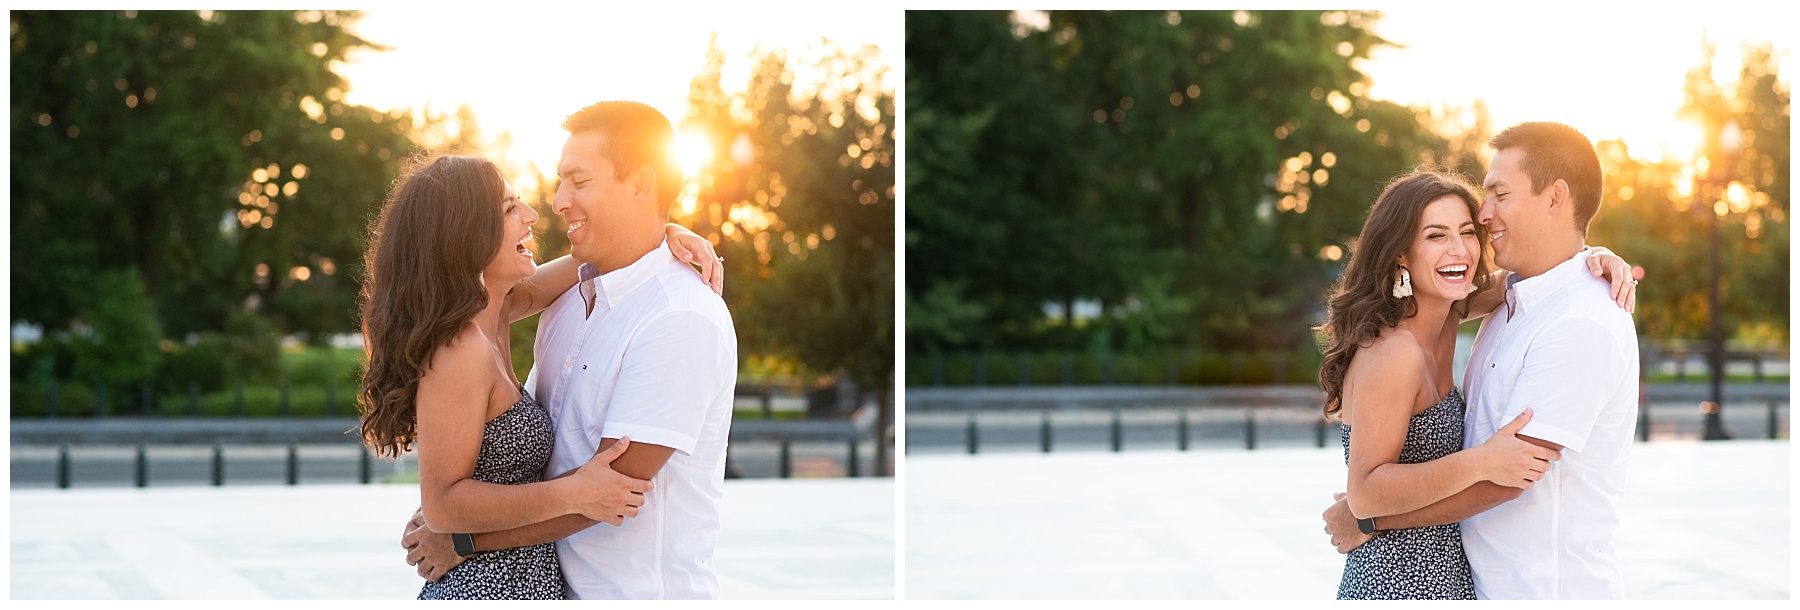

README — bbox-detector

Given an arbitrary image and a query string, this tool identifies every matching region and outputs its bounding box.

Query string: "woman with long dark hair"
[357,154,720,599]
[1317,169,1633,599]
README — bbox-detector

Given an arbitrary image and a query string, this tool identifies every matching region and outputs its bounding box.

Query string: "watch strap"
[451,532,478,557]
[1356,517,1379,535]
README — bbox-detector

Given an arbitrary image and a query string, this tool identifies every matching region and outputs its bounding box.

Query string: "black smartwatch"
[1356,517,1380,535]
[452,533,478,558]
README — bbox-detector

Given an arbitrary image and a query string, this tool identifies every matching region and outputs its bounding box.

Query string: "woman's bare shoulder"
[420,322,497,387]
[1346,330,1429,388]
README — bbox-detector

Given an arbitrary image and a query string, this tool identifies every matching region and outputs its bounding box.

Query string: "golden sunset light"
[1361,5,1793,165]
[331,7,896,196]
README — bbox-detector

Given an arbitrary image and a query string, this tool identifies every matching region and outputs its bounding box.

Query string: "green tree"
[679,38,896,468]
[12,11,408,335]
[1588,41,1789,346]
[905,10,1453,358]
[12,10,420,388]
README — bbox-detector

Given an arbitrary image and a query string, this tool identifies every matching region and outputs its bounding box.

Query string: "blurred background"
[905,9,1789,451]
[10,8,896,487]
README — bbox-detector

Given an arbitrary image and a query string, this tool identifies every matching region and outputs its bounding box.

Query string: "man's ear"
[1547,178,1571,217]
[633,165,657,202]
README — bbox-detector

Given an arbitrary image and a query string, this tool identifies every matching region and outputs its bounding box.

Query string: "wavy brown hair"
[357,154,506,458]
[1317,169,1491,420]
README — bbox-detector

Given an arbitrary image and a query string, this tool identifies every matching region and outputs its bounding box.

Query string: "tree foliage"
[679,38,896,396]
[1587,41,1789,346]
[906,10,1458,355]
[11,10,418,386]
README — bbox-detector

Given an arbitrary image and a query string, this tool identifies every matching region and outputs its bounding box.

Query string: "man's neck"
[1509,233,1586,280]
[590,225,666,275]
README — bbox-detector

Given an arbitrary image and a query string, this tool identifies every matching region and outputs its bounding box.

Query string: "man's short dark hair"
[1489,122,1604,234]
[562,101,682,212]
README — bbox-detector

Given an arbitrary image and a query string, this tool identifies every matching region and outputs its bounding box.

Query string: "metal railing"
[907,399,1789,455]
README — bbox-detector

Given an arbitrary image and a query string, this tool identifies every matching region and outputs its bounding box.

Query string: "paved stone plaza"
[907,440,1790,599]
[11,478,893,599]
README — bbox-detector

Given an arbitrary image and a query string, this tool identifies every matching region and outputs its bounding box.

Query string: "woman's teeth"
[1436,264,1467,281]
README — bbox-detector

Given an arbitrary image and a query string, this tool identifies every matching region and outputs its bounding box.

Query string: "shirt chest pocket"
[1472,344,1529,438]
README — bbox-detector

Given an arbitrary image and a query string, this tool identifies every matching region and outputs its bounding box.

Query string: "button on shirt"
[1461,248,1640,599]
[524,241,737,599]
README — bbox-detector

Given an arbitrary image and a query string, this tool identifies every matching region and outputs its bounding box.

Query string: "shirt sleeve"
[1498,316,1625,454]
[596,310,732,455]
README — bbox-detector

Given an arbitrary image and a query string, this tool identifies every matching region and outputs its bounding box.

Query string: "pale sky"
[1359,4,1795,163]
[333,7,897,186]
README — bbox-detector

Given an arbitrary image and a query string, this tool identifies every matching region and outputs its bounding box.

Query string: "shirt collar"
[1505,246,1591,320]
[579,239,670,311]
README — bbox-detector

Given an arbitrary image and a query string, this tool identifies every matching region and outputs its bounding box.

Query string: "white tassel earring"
[1392,267,1413,299]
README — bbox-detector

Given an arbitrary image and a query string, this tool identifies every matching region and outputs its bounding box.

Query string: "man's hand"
[1323,492,1374,554]
[402,507,464,582]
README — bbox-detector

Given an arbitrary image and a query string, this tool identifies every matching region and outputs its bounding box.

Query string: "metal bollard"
[1245,409,1257,451]
[1040,411,1053,453]
[778,440,792,479]
[1178,409,1190,451]
[212,442,225,486]
[1316,416,1328,448]
[57,443,71,489]
[1770,401,1781,440]
[286,443,299,485]
[135,442,149,487]
[1110,408,1123,452]
[1637,405,1650,442]
[760,385,772,420]
[360,447,373,484]
[847,440,859,478]
[966,414,979,455]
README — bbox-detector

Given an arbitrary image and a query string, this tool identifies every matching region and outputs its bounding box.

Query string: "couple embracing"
[357,101,737,599]
[1320,122,1642,599]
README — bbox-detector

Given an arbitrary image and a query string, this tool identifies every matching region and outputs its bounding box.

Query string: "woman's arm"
[414,326,649,533]
[1342,342,1559,519]
[505,255,581,324]
[1583,246,1637,312]
[664,223,723,295]
[1460,269,1509,322]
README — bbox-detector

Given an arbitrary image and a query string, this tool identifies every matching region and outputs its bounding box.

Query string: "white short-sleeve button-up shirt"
[1461,248,1639,599]
[525,241,737,599]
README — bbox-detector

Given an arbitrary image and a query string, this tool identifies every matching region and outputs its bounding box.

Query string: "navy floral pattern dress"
[1336,388,1477,600]
[418,389,565,600]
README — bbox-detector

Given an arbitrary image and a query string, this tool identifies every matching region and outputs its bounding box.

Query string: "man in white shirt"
[1324,122,1639,598]
[403,101,737,598]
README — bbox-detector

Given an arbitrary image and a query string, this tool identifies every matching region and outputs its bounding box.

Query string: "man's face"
[1479,148,1554,274]
[553,131,637,265]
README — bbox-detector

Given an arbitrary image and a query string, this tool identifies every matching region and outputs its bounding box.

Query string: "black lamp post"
[1700,120,1742,441]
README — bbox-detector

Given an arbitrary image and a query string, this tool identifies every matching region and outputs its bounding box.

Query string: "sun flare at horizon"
[329,8,895,182]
